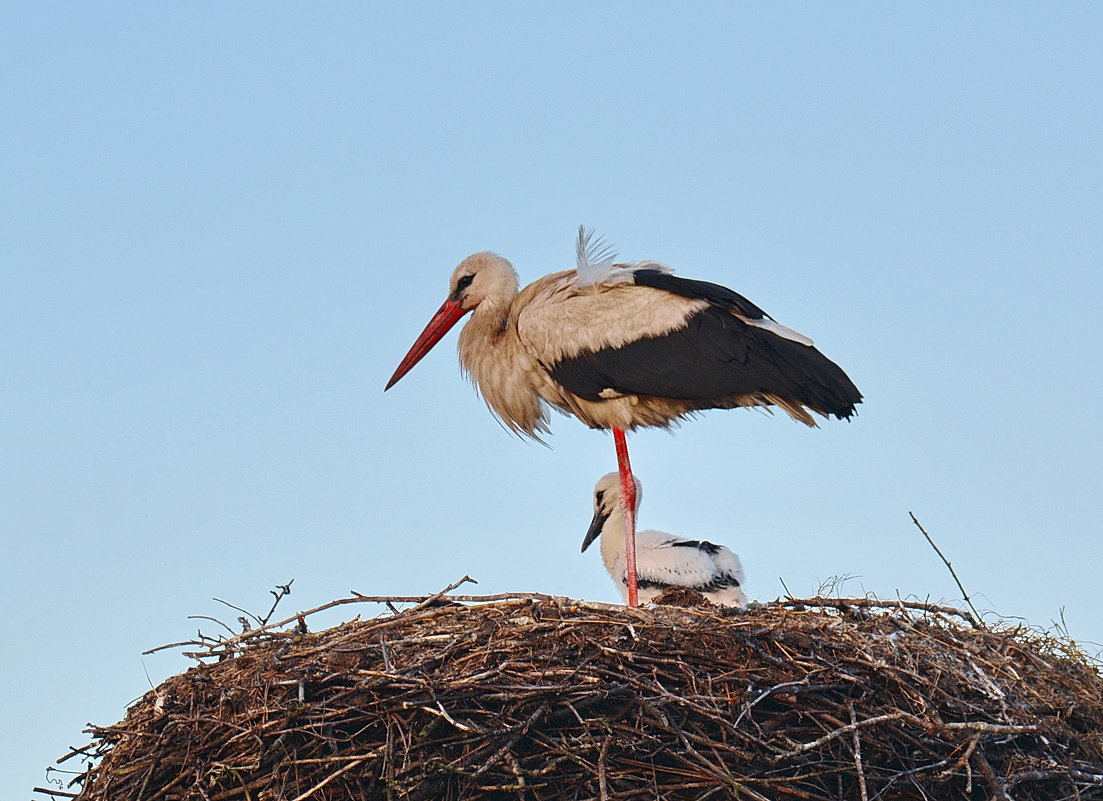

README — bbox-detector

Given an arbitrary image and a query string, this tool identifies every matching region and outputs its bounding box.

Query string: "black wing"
[670,538,724,555]
[632,268,769,320]
[550,299,862,419]
[634,574,742,592]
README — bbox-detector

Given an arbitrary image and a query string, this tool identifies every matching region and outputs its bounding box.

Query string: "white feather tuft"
[746,318,814,346]
[575,225,619,286]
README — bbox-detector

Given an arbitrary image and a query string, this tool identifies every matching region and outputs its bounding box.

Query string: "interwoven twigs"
[51,594,1103,801]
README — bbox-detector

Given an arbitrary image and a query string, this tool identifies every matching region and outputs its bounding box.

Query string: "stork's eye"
[596,490,605,506]
[454,273,475,295]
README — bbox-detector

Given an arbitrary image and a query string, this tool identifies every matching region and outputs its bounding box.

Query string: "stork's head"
[582,471,644,552]
[448,252,518,311]
[385,252,518,390]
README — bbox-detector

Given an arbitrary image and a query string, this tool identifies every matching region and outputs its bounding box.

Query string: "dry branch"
[909,511,983,625]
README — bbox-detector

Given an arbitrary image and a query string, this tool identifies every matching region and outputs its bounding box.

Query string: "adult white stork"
[385,229,861,606]
[583,472,747,607]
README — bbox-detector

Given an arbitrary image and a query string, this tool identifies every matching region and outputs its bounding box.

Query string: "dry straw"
[45,585,1103,801]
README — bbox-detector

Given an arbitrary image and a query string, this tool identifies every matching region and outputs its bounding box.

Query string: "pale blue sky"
[4,4,1101,798]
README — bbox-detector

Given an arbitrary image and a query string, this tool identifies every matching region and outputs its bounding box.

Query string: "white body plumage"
[583,472,748,607]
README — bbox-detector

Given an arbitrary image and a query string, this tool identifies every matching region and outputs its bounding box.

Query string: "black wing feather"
[632,269,769,320]
[550,307,861,418]
[549,270,862,419]
[633,575,742,591]
[670,539,724,555]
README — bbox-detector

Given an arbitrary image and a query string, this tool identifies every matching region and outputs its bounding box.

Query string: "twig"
[210,580,294,631]
[211,598,262,627]
[408,575,478,611]
[779,710,1037,760]
[597,736,610,801]
[262,581,295,625]
[909,512,983,626]
[421,701,480,733]
[1008,769,1103,786]
[973,748,1012,801]
[850,705,868,801]
[940,721,1038,735]
[770,595,974,623]
[159,597,381,655]
[937,734,979,780]
[212,577,474,649]
[780,711,910,756]
[284,753,384,765]
[186,615,238,636]
[1066,769,1103,785]
[143,639,210,656]
[54,745,95,765]
[473,703,549,776]
[288,758,366,801]
[734,678,821,728]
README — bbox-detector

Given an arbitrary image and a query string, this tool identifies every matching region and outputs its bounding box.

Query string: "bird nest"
[51,589,1103,801]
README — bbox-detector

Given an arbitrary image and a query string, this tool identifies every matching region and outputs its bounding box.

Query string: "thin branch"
[937,734,979,779]
[973,748,1012,801]
[407,575,478,611]
[597,736,610,801]
[209,580,295,632]
[909,512,983,626]
[779,711,910,756]
[777,711,1037,759]
[186,615,238,636]
[1008,769,1103,786]
[261,580,294,625]
[211,598,262,627]
[54,744,97,765]
[143,639,209,656]
[288,758,367,801]
[940,721,1039,735]
[769,595,974,623]
[850,705,869,801]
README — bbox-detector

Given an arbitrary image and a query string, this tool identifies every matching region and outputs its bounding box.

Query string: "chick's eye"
[595,490,605,506]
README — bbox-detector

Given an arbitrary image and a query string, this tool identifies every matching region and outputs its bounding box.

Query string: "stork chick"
[583,472,747,606]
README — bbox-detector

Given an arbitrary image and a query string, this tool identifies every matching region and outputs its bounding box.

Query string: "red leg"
[613,428,639,606]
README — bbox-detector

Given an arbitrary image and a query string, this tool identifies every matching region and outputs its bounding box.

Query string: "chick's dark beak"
[581,508,609,552]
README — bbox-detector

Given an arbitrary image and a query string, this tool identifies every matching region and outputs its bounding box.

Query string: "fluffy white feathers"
[582,472,748,607]
[574,226,619,286]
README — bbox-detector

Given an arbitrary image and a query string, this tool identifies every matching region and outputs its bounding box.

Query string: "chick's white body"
[583,472,747,607]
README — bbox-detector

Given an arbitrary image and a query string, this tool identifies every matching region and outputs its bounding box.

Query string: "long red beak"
[385,298,470,390]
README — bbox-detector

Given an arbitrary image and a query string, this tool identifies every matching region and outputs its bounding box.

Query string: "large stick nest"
[58,592,1103,800]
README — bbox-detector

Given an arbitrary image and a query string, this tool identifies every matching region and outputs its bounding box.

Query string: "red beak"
[385,298,471,390]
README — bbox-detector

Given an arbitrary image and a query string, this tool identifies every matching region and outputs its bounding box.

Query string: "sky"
[3,3,1101,798]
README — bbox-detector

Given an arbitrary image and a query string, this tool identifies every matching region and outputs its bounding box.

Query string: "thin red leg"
[613,428,639,606]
